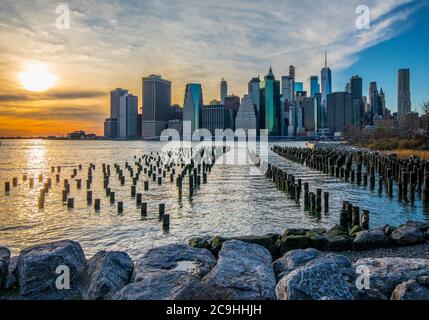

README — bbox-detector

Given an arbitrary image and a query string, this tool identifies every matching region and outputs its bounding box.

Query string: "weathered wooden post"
[94,199,101,211]
[110,192,115,204]
[67,198,74,209]
[136,193,142,207]
[361,210,370,230]
[62,190,67,202]
[141,202,147,217]
[87,191,93,205]
[352,206,360,227]
[159,203,165,220]
[4,182,10,193]
[118,202,124,214]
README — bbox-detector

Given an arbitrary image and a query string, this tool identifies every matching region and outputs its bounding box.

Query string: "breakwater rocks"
[1,221,429,301]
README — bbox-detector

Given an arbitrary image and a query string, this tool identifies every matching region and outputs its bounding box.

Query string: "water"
[0,139,428,259]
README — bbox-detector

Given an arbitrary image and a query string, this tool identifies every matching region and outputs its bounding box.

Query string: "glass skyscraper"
[260,67,281,136]
[309,76,320,97]
[183,83,204,133]
[321,52,332,107]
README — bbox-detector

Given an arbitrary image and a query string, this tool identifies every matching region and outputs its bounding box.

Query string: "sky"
[0,0,428,136]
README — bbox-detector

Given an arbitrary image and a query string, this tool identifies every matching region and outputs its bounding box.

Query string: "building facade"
[235,95,258,134]
[398,69,411,119]
[326,92,353,134]
[183,83,204,134]
[260,67,281,136]
[141,74,171,138]
[202,104,234,136]
[220,78,228,104]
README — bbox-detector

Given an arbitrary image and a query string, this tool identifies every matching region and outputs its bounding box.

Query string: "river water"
[0,140,428,258]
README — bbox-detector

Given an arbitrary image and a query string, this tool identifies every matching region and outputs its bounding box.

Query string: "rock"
[277,235,310,255]
[384,225,396,237]
[325,234,352,251]
[210,236,226,256]
[276,253,353,300]
[305,231,328,250]
[81,251,134,300]
[188,237,211,250]
[0,247,11,289]
[353,257,429,296]
[132,244,216,282]
[328,225,349,236]
[417,276,429,286]
[233,234,280,257]
[351,288,387,300]
[112,270,213,300]
[283,228,310,237]
[16,240,87,299]
[203,240,276,300]
[4,256,18,290]
[401,221,429,231]
[353,230,391,250]
[273,248,321,279]
[390,226,425,246]
[349,225,362,237]
[391,280,429,300]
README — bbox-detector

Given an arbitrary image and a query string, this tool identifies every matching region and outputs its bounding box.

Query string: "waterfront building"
[308,76,320,97]
[248,77,261,115]
[202,104,234,136]
[398,69,411,119]
[235,95,258,134]
[167,119,183,136]
[220,78,228,104]
[141,74,171,138]
[368,81,380,116]
[183,83,204,133]
[170,104,183,120]
[260,66,281,136]
[119,93,138,139]
[104,88,128,138]
[350,76,363,128]
[302,97,315,131]
[313,93,323,131]
[326,92,353,134]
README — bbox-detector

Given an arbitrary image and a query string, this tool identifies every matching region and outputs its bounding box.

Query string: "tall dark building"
[326,92,353,134]
[202,104,234,136]
[398,69,411,119]
[350,76,363,128]
[142,74,171,137]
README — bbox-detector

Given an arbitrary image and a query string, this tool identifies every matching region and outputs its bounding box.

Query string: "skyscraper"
[236,95,258,134]
[398,69,411,119]
[202,104,233,136]
[294,82,304,93]
[321,51,332,108]
[104,88,129,138]
[183,83,204,133]
[119,93,138,139]
[350,76,363,128]
[309,76,320,97]
[260,66,281,136]
[248,77,261,114]
[326,92,353,134]
[220,78,228,104]
[368,81,379,115]
[141,74,171,137]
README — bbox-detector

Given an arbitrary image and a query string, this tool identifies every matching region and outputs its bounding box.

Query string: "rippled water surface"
[0,140,428,258]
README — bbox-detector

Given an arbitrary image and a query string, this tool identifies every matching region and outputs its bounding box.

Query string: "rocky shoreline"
[1,220,429,300]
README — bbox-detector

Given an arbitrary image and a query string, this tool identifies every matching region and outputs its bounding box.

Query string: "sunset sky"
[0,0,428,136]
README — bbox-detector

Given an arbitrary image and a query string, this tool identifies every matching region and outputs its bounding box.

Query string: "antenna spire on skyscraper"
[325,50,327,68]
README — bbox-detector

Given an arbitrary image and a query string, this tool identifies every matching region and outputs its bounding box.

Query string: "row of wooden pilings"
[272,145,429,205]
[3,145,230,231]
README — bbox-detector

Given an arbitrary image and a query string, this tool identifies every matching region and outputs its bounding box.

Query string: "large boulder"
[277,235,310,255]
[391,280,429,300]
[353,258,429,297]
[273,248,321,279]
[111,270,213,300]
[16,240,87,299]
[353,230,391,250]
[324,226,352,251]
[3,256,18,290]
[233,234,280,257]
[203,240,276,300]
[81,251,134,300]
[305,231,328,250]
[390,226,425,246]
[0,247,11,289]
[401,221,429,231]
[276,253,353,300]
[132,244,216,282]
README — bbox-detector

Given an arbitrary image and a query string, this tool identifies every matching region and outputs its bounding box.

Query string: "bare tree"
[423,101,429,136]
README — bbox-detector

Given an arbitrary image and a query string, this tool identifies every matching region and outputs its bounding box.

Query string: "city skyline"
[0,0,428,136]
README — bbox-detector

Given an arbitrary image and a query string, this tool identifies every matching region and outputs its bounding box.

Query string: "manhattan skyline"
[0,0,428,136]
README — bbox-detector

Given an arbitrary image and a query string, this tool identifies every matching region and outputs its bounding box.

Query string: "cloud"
[0,105,106,121]
[0,90,107,101]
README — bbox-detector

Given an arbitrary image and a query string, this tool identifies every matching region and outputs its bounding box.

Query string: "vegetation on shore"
[354,137,429,159]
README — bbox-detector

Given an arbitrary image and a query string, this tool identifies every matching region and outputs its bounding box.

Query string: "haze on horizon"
[0,0,427,137]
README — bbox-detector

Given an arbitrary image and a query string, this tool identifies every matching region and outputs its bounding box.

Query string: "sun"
[19,64,57,92]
